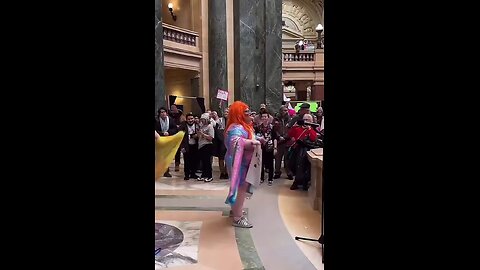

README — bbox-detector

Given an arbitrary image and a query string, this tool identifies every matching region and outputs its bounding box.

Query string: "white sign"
[216,89,229,101]
[245,144,262,188]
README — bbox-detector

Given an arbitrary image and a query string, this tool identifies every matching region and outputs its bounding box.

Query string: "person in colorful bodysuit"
[224,101,264,228]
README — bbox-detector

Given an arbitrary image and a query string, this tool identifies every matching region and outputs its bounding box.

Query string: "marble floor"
[155,157,323,270]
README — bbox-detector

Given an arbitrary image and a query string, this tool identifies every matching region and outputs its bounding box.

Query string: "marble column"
[233,0,282,113]
[208,0,228,112]
[264,0,283,114]
[155,0,166,113]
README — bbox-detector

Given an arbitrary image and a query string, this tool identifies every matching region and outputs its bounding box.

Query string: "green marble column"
[155,0,166,113]
[208,0,228,112]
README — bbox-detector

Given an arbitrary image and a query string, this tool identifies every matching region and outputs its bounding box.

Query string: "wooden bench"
[307,148,323,211]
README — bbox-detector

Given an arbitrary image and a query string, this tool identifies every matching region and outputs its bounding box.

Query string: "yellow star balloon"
[155,131,185,180]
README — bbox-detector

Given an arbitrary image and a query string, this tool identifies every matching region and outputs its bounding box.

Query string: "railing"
[162,23,198,47]
[283,51,315,62]
[282,49,324,82]
[161,23,202,72]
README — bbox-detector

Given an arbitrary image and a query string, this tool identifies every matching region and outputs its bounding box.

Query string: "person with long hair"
[224,101,262,228]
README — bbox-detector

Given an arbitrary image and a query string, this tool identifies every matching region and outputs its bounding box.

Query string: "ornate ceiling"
[282,0,323,39]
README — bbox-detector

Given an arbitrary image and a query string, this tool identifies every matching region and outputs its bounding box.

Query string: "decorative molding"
[162,22,199,37]
[282,0,323,38]
[283,16,301,33]
[163,40,202,56]
[282,23,304,39]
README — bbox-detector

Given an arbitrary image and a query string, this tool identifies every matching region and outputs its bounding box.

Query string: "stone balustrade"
[163,23,199,47]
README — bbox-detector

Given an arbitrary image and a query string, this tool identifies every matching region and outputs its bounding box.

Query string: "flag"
[155,131,185,180]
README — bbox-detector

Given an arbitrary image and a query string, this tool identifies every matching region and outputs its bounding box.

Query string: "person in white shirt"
[197,113,215,182]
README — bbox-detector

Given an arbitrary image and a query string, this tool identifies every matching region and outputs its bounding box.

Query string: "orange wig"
[226,101,253,139]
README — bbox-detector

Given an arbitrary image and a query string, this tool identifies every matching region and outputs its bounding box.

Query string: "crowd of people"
[155,101,324,228]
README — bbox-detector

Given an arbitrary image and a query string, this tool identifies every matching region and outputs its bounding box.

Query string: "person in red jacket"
[288,114,317,144]
[287,114,318,190]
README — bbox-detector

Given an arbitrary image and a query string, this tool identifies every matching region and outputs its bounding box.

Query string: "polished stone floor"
[155,157,323,270]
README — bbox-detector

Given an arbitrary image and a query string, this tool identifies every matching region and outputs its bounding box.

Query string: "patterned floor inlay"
[155,221,202,268]
[155,208,263,270]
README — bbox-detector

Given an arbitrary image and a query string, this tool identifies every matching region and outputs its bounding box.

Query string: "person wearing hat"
[287,103,311,128]
[254,104,274,125]
[284,103,312,180]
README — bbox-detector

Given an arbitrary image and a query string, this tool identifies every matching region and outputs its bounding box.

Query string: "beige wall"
[200,0,209,109]
[165,68,203,115]
[162,0,193,30]
[191,0,202,33]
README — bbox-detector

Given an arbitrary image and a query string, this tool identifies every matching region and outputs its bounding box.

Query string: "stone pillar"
[208,0,228,112]
[226,0,235,107]
[233,0,282,112]
[312,83,324,101]
[200,0,210,110]
[265,0,283,114]
[155,0,166,113]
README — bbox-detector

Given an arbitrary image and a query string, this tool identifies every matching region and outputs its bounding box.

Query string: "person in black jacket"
[169,104,184,171]
[154,107,178,177]
[179,113,200,180]
[254,110,277,186]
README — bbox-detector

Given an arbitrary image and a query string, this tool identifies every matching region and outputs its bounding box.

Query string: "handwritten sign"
[216,89,229,101]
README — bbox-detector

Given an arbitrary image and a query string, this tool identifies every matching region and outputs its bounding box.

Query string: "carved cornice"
[282,0,323,38]
[282,15,303,34]
[282,26,305,39]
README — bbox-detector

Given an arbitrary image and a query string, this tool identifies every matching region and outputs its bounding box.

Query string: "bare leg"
[232,182,248,220]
